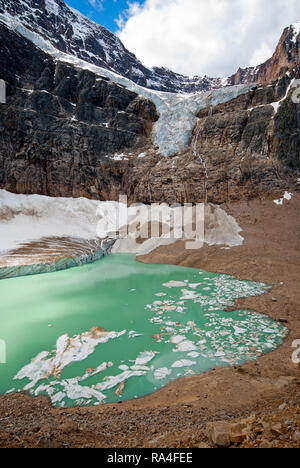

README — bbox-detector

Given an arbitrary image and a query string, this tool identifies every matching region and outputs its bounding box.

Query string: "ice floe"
[154,368,172,380]
[163,281,187,288]
[172,360,197,368]
[6,257,288,408]
[135,351,156,366]
[14,327,126,390]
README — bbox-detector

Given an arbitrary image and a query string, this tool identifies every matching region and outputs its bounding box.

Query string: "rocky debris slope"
[0,0,230,94]
[0,390,299,448]
[207,408,300,448]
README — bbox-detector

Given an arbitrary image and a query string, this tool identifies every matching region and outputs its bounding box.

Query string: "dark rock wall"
[193,75,300,203]
[0,24,299,205]
[126,76,299,205]
[229,25,300,86]
[274,98,300,170]
[0,24,158,198]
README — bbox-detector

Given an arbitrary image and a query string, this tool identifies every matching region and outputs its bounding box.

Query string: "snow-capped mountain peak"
[0,0,299,93]
[0,0,228,93]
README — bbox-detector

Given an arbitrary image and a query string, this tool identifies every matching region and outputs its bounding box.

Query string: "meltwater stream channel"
[0,254,287,408]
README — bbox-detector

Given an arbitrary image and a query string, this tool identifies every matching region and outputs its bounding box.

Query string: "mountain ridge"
[0,0,228,93]
[0,0,299,205]
[1,0,299,93]
[229,22,300,86]
[0,16,299,204]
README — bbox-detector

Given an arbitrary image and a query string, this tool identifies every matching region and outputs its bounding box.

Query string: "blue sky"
[66,0,144,33]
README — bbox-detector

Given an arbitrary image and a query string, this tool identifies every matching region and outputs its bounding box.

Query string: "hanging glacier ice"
[0,12,256,157]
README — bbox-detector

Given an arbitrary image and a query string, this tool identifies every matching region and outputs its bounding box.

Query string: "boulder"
[207,421,231,448]
[293,431,300,442]
[230,422,250,444]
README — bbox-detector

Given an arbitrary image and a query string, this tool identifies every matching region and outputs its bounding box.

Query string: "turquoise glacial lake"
[0,254,287,407]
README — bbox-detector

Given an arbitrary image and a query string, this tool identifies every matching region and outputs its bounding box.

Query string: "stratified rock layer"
[0,23,158,198]
[229,24,300,86]
[129,75,300,204]
[0,22,299,204]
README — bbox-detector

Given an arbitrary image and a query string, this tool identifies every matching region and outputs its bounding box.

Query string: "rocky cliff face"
[192,74,300,203]
[230,23,300,86]
[0,23,158,198]
[0,5,299,204]
[125,73,300,205]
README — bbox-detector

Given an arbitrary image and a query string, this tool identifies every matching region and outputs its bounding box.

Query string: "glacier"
[0,11,256,157]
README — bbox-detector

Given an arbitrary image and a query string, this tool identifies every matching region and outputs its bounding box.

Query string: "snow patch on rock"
[274,192,293,205]
[291,22,300,43]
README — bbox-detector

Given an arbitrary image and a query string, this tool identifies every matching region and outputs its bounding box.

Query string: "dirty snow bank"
[0,190,100,252]
[0,190,243,258]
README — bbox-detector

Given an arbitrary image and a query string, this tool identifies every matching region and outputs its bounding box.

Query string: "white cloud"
[117,0,300,77]
[88,0,104,11]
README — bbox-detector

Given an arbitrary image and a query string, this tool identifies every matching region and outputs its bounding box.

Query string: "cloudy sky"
[66,0,300,77]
